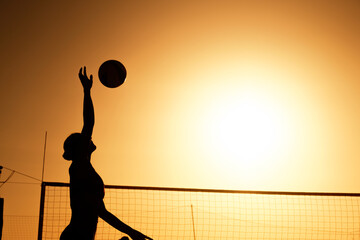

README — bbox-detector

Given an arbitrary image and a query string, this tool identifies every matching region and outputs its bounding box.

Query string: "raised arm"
[79,67,94,137]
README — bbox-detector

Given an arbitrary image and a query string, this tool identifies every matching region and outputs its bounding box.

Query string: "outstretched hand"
[79,66,93,91]
[129,229,153,240]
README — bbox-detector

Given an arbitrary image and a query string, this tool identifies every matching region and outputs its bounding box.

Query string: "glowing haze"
[0,0,360,218]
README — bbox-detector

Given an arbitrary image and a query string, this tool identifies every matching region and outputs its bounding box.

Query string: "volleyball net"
[38,182,360,240]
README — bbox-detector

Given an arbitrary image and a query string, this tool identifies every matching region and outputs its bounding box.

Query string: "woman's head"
[63,133,96,161]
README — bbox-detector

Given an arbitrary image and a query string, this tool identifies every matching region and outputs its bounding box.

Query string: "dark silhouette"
[60,67,152,240]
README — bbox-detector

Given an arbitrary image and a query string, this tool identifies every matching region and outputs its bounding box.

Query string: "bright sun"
[199,87,292,180]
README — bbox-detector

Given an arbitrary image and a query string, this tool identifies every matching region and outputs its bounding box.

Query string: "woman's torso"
[67,162,105,235]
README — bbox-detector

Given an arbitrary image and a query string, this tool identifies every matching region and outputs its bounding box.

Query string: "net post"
[0,198,3,240]
[37,182,46,240]
[191,204,196,240]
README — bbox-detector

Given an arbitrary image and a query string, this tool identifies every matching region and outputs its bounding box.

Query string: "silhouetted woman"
[60,67,151,240]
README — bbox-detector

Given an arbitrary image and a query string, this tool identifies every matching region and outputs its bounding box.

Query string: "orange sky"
[0,0,360,217]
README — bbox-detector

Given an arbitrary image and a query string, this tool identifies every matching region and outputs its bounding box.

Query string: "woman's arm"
[79,67,94,137]
[98,201,152,240]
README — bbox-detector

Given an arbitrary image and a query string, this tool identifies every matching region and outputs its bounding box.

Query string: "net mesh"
[3,215,38,240]
[39,182,360,240]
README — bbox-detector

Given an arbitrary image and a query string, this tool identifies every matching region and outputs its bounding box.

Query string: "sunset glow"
[1,1,360,238]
